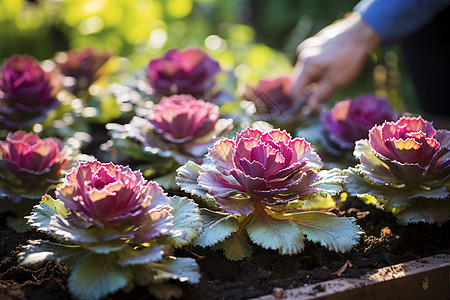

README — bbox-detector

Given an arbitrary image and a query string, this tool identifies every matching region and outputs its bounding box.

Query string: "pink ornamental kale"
[0,55,62,128]
[114,94,233,164]
[198,128,323,215]
[54,46,113,94]
[146,47,221,97]
[0,131,71,201]
[321,95,397,150]
[242,76,305,125]
[345,116,450,224]
[20,160,201,300]
[0,131,72,231]
[177,128,361,260]
[56,160,173,241]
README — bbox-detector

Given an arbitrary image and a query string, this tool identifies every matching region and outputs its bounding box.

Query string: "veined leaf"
[344,168,413,207]
[153,171,178,190]
[46,215,99,243]
[68,253,132,300]
[409,185,450,200]
[19,239,83,265]
[148,257,200,283]
[193,208,239,247]
[167,196,203,247]
[246,211,305,255]
[176,161,218,209]
[27,195,67,231]
[176,161,204,195]
[215,229,253,261]
[394,199,450,225]
[117,245,164,266]
[286,211,361,253]
[85,241,127,254]
[313,168,346,195]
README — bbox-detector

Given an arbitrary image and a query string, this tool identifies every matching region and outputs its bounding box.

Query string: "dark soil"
[1,196,449,300]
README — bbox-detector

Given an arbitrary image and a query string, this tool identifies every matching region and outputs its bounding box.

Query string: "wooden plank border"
[253,254,450,300]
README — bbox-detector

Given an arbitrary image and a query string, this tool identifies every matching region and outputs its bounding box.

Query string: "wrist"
[347,12,382,54]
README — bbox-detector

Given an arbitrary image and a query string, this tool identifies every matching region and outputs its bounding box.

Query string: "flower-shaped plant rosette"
[107,94,233,189]
[177,128,361,260]
[19,160,202,300]
[0,55,62,130]
[0,131,74,231]
[297,94,397,169]
[241,76,308,132]
[119,47,235,109]
[320,94,397,153]
[52,46,128,126]
[344,116,450,225]
[54,46,114,95]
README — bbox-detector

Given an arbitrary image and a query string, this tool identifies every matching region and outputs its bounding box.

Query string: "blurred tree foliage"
[0,0,416,110]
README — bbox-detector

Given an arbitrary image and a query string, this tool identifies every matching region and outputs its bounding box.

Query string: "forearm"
[290,12,382,109]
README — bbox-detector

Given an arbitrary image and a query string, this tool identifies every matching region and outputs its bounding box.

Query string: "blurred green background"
[0,0,417,111]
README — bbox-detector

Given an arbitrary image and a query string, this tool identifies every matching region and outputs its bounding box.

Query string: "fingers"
[307,79,336,111]
[290,52,335,112]
[290,56,322,100]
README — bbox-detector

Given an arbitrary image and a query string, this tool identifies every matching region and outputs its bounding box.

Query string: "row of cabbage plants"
[0,46,449,300]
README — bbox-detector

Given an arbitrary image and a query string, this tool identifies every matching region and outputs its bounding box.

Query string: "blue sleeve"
[355,0,450,44]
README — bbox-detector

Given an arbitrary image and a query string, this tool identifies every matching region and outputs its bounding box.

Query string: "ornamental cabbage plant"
[0,55,62,129]
[0,131,73,231]
[19,160,202,300]
[107,94,233,188]
[344,116,450,224]
[177,128,361,260]
[54,46,113,95]
[241,76,307,130]
[321,94,397,150]
[147,47,221,98]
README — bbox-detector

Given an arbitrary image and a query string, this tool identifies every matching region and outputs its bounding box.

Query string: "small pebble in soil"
[273,287,284,299]
[380,227,392,237]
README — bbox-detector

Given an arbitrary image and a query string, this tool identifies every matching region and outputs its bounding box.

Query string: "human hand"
[290,12,381,111]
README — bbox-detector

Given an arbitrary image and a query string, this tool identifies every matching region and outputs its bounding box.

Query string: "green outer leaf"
[246,211,305,255]
[175,161,206,196]
[167,196,203,247]
[107,123,155,161]
[313,168,346,195]
[19,239,83,265]
[353,139,403,185]
[215,229,253,261]
[148,257,200,283]
[128,263,156,286]
[408,185,450,200]
[344,168,413,207]
[175,162,219,210]
[117,245,164,266]
[345,168,450,208]
[46,215,99,243]
[27,195,67,231]
[301,193,336,210]
[68,253,132,300]
[153,171,178,190]
[286,211,362,253]
[42,194,68,217]
[193,208,239,247]
[86,241,127,254]
[393,198,450,225]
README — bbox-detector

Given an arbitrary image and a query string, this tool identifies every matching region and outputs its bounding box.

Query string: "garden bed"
[1,195,449,300]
